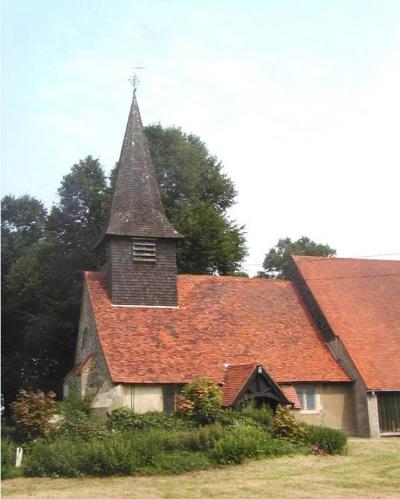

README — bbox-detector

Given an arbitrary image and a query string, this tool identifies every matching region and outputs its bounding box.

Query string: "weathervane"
[129,65,145,92]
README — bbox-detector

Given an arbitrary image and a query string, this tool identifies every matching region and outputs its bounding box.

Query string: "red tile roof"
[221,363,257,406]
[280,385,301,409]
[292,256,400,390]
[85,272,350,385]
[64,353,96,380]
[221,363,301,407]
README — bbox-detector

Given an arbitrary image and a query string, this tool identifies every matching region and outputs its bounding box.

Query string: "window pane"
[306,390,316,410]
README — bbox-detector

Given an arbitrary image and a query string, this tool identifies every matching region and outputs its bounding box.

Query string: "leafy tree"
[46,155,110,270]
[177,378,222,424]
[11,389,58,441]
[1,195,48,411]
[145,125,247,274]
[262,236,336,279]
[1,195,47,276]
[2,158,110,406]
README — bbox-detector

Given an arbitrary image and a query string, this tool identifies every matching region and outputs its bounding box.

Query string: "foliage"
[303,424,347,455]
[11,389,58,441]
[209,425,299,465]
[145,124,247,274]
[23,429,207,477]
[262,236,336,279]
[183,423,225,451]
[271,405,306,442]
[57,393,110,440]
[106,408,191,432]
[1,194,47,276]
[1,436,22,479]
[177,378,222,424]
[238,401,274,428]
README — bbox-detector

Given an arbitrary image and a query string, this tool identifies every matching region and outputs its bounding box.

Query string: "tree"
[145,124,247,274]
[46,155,110,270]
[262,236,336,279]
[1,195,47,276]
[2,158,110,407]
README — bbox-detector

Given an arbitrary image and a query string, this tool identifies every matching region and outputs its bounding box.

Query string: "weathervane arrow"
[129,65,145,92]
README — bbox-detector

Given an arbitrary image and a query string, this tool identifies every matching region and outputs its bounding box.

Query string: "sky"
[2,0,400,274]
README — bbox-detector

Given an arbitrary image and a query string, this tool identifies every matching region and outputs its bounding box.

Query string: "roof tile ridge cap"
[227,362,259,368]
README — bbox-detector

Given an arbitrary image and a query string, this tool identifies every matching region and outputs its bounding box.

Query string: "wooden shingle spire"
[106,91,180,239]
[97,91,180,307]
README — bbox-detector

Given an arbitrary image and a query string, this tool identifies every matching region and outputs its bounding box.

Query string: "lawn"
[2,438,400,498]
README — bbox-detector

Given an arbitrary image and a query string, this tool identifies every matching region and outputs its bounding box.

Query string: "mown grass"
[2,438,400,498]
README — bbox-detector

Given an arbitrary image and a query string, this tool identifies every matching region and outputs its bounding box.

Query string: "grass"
[2,438,400,498]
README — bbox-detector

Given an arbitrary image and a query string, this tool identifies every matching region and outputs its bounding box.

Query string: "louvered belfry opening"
[132,238,156,262]
[95,90,181,307]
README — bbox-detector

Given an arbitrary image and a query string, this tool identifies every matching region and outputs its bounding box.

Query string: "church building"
[64,89,400,437]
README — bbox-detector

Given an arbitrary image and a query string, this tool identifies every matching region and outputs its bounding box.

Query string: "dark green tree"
[1,195,47,276]
[262,236,336,279]
[1,195,48,410]
[145,124,247,274]
[2,157,110,405]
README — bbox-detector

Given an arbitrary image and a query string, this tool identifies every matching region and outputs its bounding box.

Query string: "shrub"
[210,426,269,464]
[238,402,274,428]
[218,408,265,429]
[183,422,225,451]
[303,424,347,455]
[177,378,222,424]
[11,389,58,441]
[58,393,91,417]
[272,405,306,442]
[1,437,22,479]
[23,429,207,477]
[57,394,109,440]
[106,408,191,432]
[143,450,211,474]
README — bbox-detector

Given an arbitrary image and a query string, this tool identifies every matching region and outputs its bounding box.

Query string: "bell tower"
[95,90,181,307]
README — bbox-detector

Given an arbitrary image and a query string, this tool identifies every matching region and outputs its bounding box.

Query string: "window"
[132,238,156,262]
[296,386,319,413]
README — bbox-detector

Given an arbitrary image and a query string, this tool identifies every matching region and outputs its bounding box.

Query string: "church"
[64,89,400,438]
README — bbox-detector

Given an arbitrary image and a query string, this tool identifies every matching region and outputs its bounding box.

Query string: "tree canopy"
[145,124,247,274]
[262,236,336,279]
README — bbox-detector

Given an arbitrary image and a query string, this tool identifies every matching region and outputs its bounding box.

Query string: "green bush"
[210,426,271,464]
[303,424,347,455]
[238,402,274,427]
[272,405,306,442]
[218,408,266,430]
[183,423,225,451]
[57,393,110,440]
[141,450,211,475]
[106,408,191,432]
[23,429,209,477]
[58,393,91,417]
[177,378,222,424]
[1,437,22,479]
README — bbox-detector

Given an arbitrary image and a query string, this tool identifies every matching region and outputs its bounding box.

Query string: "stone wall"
[64,283,111,400]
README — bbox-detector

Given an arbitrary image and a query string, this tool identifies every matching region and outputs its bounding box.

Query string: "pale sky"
[2,0,400,274]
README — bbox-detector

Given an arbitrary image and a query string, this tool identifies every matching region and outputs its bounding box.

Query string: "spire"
[105,92,180,239]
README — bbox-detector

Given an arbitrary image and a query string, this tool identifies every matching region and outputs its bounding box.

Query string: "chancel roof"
[292,256,400,391]
[86,272,350,385]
